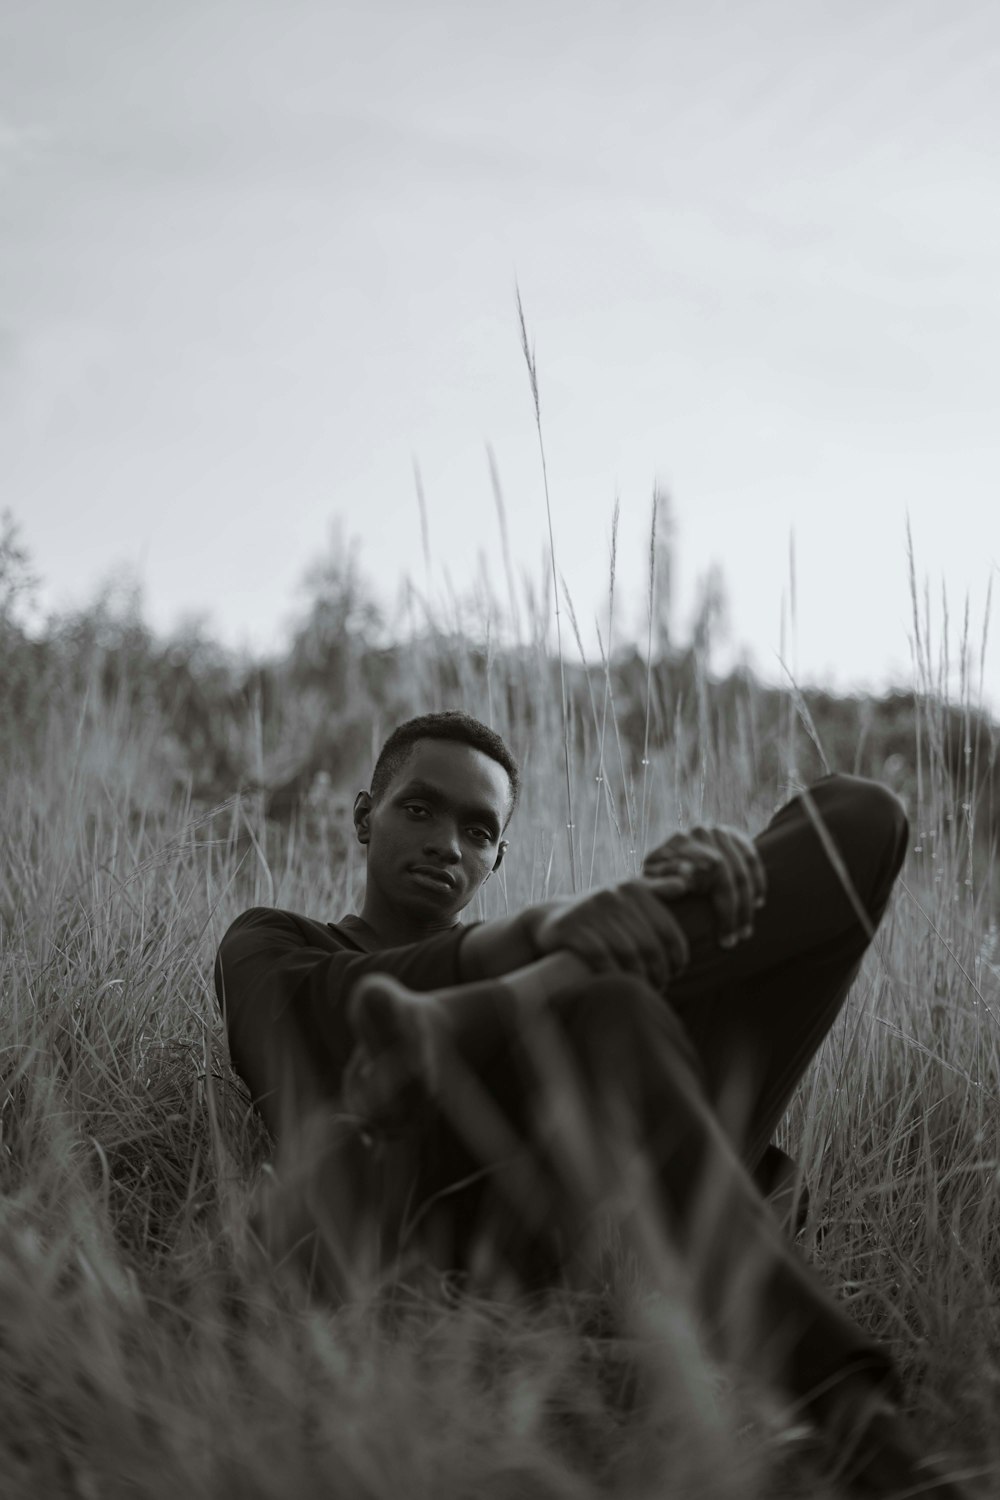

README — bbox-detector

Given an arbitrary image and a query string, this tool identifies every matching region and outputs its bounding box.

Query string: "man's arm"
[459,875,692,993]
[215,907,482,1130]
[457,903,562,981]
[345,877,697,1136]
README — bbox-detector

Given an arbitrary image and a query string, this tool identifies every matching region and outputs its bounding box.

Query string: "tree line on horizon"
[2,509,996,872]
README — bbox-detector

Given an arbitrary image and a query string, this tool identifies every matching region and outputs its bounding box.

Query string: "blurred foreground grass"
[1,568,999,1500]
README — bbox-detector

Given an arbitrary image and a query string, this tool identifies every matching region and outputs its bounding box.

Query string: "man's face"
[355,738,512,925]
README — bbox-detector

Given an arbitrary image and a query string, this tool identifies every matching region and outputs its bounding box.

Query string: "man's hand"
[641,824,767,948]
[531,876,691,992]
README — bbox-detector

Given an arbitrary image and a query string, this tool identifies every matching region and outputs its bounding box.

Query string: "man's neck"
[358,892,462,949]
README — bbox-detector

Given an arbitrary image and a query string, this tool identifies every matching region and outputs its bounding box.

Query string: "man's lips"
[409,865,457,890]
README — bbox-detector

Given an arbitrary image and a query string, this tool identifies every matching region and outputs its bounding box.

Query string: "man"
[215,710,973,1498]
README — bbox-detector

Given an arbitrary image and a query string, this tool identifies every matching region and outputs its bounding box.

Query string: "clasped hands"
[533,824,767,992]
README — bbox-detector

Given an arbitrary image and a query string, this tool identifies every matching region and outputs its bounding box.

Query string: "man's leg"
[347,959,973,1495]
[664,774,909,1173]
[349,773,907,1262]
[346,960,901,1401]
[753,1144,806,1237]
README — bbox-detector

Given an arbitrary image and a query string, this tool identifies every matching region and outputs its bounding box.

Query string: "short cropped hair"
[370,711,520,828]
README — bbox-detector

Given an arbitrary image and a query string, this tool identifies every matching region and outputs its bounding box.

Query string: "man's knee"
[809,773,908,869]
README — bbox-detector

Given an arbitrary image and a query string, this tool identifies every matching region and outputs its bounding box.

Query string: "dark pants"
[270,774,909,1418]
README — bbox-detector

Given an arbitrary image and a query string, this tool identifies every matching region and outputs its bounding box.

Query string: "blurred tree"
[0,512,49,764]
[690,561,730,670]
[154,616,244,797]
[287,522,384,698]
[0,509,38,629]
[264,523,389,817]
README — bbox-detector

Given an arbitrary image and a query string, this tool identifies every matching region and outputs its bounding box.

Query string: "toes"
[342,1046,425,1133]
[348,974,408,1056]
[344,974,441,1134]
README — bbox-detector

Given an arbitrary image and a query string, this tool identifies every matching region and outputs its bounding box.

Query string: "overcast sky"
[3,0,998,712]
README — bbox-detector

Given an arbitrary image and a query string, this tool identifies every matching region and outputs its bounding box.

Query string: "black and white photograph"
[2,2,998,1495]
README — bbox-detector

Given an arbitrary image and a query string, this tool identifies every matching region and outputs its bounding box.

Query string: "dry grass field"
[2,539,999,1500]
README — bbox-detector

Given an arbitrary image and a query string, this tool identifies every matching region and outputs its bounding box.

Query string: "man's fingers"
[536,878,692,990]
[710,861,741,943]
[677,835,739,942]
[748,838,768,909]
[713,828,756,938]
[632,884,690,974]
[654,904,690,974]
[600,909,670,990]
[640,825,768,948]
[563,932,611,976]
[667,845,723,896]
[722,827,767,910]
[583,887,685,989]
[568,917,653,984]
[641,873,692,899]
[641,859,696,892]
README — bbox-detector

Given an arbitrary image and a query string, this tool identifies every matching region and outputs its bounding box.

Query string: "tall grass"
[517,286,577,895]
[2,537,998,1496]
[3,409,1000,1498]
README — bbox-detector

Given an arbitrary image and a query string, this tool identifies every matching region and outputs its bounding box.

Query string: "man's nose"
[423,824,462,861]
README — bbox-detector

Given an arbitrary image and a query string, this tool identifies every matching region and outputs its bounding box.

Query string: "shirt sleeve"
[213,907,478,1130]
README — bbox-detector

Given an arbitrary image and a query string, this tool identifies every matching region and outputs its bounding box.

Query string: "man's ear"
[353,790,372,846]
[492,839,508,872]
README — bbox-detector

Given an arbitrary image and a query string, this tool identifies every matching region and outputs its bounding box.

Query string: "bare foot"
[343,973,445,1135]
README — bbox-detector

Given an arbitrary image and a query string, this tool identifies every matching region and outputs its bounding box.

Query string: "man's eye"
[469,828,491,842]
[404,804,428,818]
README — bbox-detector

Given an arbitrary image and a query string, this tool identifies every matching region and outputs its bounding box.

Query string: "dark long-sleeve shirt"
[214,906,479,1138]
